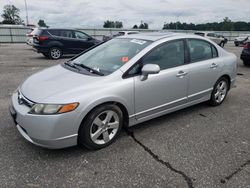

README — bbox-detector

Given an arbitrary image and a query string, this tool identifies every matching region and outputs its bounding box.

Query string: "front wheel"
[209,77,229,106]
[48,47,62,60]
[78,104,123,150]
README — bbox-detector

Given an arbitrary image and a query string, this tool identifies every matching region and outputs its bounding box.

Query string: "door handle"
[176,71,188,77]
[210,63,218,69]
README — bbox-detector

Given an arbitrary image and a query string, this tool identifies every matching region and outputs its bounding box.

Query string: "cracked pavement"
[0,43,250,187]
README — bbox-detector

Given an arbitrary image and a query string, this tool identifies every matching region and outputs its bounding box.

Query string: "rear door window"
[48,29,60,36]
[59,30,74,38]
[141,40,185,70]
[188,39,213,62]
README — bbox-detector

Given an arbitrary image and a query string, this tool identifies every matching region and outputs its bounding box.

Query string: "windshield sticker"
[121,56,129,63]
[130,39,147,45]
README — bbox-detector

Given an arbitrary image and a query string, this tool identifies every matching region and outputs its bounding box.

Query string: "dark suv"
[32,28,100,59]
[241,42,250,66]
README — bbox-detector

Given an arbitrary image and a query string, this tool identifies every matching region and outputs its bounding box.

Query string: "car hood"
[20,65,102,103]
[235,37,247,41]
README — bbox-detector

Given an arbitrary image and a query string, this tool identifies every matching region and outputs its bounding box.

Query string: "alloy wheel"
[50,48,61,59]
[90,110,120,145]
[214,80,228,103]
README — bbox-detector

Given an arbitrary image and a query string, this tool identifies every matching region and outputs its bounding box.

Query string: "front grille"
[17,91,34,107]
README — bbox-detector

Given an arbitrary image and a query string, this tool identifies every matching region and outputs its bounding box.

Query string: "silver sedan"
[10,32,237,149]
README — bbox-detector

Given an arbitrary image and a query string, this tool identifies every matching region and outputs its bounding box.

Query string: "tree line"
[163,17,250,31]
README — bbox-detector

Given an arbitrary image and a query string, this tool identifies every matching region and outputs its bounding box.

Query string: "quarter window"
[188,39,213,62]
[141,40,185,70]
[74,31,89,40]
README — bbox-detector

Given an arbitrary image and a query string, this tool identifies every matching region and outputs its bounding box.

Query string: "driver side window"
[142,40,185,70]
[128,40,185,76]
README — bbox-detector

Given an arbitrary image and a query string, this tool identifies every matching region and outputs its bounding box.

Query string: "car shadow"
[30,102,210,158]
[125,102,210,133]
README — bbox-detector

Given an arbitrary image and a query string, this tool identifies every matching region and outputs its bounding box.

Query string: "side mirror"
[140,64,160,81]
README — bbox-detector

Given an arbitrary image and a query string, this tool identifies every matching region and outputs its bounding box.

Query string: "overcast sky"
[0,0,250,29]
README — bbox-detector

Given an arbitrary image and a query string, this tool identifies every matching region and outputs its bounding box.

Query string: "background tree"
[139,22,149,29]
[133,24,138,29]
[38,19,48,27]
[162,17,250,31]
[1,5,24,25]
[103,20,123,28]
[221,17,234,31]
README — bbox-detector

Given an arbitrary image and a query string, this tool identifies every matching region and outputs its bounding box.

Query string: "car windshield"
[71,38,152,75]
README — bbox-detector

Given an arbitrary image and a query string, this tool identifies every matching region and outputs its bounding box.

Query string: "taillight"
[37,36,49,42]
[243,43,249,49]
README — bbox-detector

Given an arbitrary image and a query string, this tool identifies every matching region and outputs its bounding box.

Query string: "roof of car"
[119,32,183,41]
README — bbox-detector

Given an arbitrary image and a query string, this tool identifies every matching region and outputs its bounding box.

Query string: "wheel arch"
[77,101,130,137]
[219,74,231,89]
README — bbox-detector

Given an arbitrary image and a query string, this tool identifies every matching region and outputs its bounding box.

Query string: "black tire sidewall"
[209,77,229,106]
[78,104,123,150]
[49,47,62,60]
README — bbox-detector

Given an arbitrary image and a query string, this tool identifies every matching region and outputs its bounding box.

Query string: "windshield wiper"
[73,63,104,76]
[64,60,80,71]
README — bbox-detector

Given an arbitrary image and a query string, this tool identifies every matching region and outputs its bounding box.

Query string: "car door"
[186,39,221,102]
[57,30,75,53]
[132,40,189,121]
[72,31,96,53]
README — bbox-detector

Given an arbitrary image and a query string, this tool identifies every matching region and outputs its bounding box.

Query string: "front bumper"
[10,92,79,149]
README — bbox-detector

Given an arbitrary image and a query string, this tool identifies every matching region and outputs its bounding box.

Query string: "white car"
[234,34,250,46]
[103,31,139,41]
[26,28,39,46]
[194,32,228,47]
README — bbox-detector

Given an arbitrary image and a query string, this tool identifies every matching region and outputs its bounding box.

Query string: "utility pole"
[24,0,29,25]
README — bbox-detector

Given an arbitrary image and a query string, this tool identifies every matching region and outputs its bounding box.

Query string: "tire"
[48,47,62,60]
[243,61,250,66]
[78,104,123,150]
[235,43,239,47]
[209,77,229,106]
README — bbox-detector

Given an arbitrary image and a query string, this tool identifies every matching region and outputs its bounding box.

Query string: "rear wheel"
[78,104,123,150]
[209,77,229,106]
[49,47,62,60]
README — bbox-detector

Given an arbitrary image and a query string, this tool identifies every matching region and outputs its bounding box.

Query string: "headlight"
[29,103,79,115]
